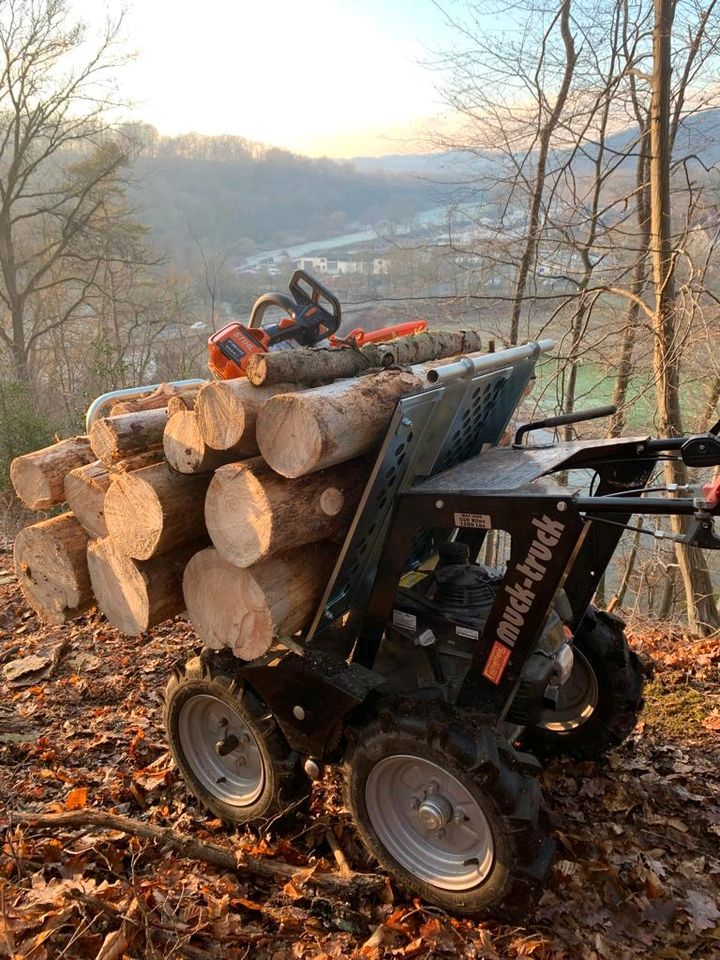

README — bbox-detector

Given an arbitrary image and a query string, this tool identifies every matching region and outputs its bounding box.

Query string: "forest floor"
[1,533,719,960]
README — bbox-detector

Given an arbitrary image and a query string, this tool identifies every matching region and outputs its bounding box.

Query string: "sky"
[79,0,461,158]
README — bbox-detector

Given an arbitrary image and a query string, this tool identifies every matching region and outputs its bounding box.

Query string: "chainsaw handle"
[289,269,341,336]
[248,292,297,329]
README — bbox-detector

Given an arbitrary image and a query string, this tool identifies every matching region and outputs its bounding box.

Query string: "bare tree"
[0,0,133,384]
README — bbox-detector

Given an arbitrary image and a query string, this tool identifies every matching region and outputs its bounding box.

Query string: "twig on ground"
[12,809,386,900]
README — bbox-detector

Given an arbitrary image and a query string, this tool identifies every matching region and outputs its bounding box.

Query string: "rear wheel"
[164,656,308,825]
[343,707,554,918]
[521,608,644,760]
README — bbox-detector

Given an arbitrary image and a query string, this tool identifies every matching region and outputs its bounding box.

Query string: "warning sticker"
[456,625,479,640]
[482,642,512,684]
[400,570,428,588]
[392,609,417,631]
[454,512,491,529]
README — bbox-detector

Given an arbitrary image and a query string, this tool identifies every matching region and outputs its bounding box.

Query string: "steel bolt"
[402,417,413,428]
[293,705,306,721]
[453,808,466,824]
[435,828,446,840]
[557,501,568,512]
[435,500,444,510]
[427,780,440,795]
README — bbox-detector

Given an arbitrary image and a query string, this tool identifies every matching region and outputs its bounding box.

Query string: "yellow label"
[400,570,428,588]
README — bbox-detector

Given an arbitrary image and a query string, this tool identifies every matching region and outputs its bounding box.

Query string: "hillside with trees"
[124,126,438,261]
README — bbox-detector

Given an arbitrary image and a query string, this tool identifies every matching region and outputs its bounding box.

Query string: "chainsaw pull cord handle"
[247,292,297,329]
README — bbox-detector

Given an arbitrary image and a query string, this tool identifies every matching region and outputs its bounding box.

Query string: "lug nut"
[453,808,466,824]
[409,796,421,811]
[435,828,446,840]
[236,755,247,767]
[427,780,440,795]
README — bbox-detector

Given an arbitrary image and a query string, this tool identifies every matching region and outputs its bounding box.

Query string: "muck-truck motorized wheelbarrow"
[88,316,720,918]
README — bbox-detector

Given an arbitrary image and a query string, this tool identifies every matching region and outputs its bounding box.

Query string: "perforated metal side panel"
[305,355,538,642]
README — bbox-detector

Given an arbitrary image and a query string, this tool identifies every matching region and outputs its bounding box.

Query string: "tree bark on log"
[89,410,168,466]
[205,457,367,567]
[194,378,295,453]
[64,461,111,539]
[110,449,166,473]
[183,544,335,660]
[163,408,250,474]
[245,329,483,387]
[109,384,202,416]
[14,513,93,623]
[87,537,199,635]
[256,368,425,477]
[104,462,210,560]
[10,437,95,510]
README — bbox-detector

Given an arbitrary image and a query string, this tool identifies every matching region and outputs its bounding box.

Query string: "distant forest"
[124,125,437,261]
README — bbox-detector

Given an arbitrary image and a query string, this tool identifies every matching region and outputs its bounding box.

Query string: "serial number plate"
[454,512,491,529]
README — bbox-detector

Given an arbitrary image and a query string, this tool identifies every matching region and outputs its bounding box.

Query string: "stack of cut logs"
[11,330,484,661]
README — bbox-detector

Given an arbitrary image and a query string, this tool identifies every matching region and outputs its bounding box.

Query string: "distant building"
[295,255,390,276]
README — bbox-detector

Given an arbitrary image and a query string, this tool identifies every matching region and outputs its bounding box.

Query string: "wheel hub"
[417,794,453,830]
[178,693,265,808]
[365,754,495,891]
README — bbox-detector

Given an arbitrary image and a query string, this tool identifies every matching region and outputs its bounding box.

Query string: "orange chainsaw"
[208,269,427,380]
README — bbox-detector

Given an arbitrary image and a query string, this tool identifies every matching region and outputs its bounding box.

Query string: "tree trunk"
[14,513,94,623]
[163,408,251,474]
[245,329,483,387]
[64,461,111,539]
[104,462,210,560]
[257,368,425,478]
[649,0,720,633]
[89,409,168,466]
[508,0,577,344]
[609,139,650,437]
[88,537,199,636]
[10,436,95,510]
[183,544,336,660]
[194,379,295,453]
[205,457,368,567]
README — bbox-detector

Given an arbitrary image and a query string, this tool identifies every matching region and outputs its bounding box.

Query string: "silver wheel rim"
[365,754,495,891]
[178,694,265,807]
[538,648,599,732]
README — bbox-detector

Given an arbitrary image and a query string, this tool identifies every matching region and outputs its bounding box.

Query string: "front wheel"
[521,608,644,760]
[343,708,554,918]
[164,656,308,825]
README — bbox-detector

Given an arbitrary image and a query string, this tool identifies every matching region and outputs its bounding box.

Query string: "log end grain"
[183,548,273,661]
[14,513,93,623]
[255,393,324,478]
[87,537,152,635]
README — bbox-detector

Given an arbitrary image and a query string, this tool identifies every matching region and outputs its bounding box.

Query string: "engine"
[376,540,574,724]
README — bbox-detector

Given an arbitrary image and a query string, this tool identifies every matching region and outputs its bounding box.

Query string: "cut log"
[14,513,93,624]
[256,368,425,478]
[64,461,111,539]
[166,394,196,417]
[110,449,166,473]
[183,544,335,660]
[10,437,95,510]
[163,408,249,474]
[104,462,210,560]
[245,329,483,387]
[89,409,168,466]
[109,383,202,416]
[88,537,200,635]
[205,457,367,567]
[194,379,295,453]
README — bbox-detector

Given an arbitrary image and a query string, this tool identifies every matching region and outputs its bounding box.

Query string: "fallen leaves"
[0,539,719,960]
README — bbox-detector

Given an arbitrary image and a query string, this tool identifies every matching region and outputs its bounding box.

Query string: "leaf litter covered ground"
[0,535,719,959]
